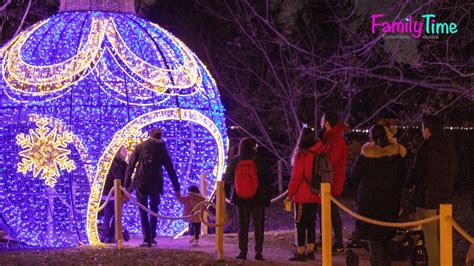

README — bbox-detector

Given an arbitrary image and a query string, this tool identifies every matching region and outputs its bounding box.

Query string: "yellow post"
[215,181,225,261]
[439,204,453,266]
[200,173,208,236]
[114,179,123,249]
[321,183,332,266]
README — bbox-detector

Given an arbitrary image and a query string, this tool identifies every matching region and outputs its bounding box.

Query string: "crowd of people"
[101,113,458,266]
[225,112,457,266]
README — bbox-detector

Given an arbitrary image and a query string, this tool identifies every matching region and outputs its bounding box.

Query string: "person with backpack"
[351,125,407,266]
[287,127,327,261]
[317,112,349,253]
[125,128,181,247]
[225,137,271,261]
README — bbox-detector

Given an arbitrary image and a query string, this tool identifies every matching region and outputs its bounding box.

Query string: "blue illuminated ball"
[0,11,228,247]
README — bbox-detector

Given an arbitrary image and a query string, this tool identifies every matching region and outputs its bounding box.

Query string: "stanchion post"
[440,204,453,266]
[215,181,225,261]
[200,173,208,236]
[114,179,123,249]
[321,183,332,266]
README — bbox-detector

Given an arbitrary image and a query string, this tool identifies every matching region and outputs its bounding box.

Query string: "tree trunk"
[59,0,135,14]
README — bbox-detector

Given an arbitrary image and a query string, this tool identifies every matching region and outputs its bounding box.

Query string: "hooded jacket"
[323,123,349,197]
[125,138,180,194]
[351,142,406,241]
[288,141,326,204]
[406,134,458,209]
[103,155,128,195]
[177,192,206,223]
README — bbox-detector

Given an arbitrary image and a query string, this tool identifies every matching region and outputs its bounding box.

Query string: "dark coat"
[406,134,458,209]
[224,155,272,207]
[125,138,180,194]
[103,155,128,195]
[287,141,325,204]
[351,142,407,241]
[323,123,349,197]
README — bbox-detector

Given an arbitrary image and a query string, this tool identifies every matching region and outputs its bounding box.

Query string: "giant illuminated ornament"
[0,0,228,247]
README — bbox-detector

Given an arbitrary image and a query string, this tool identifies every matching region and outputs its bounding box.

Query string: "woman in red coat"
[287,128,325,261]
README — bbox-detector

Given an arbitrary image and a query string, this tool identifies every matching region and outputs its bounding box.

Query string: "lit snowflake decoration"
[16,118,76,187]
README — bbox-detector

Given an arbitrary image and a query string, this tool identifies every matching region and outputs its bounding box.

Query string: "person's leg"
[368,240,391,266]
[102,200,114,242]
[419,208,440,266]
[149,192,160,242]
[290,204,308,261]
[252,204,265,259]
[331,201,344,249]
[193,223,201,240]
[237,204,251,259]
[306,204,318,252]
[136,189,151,244]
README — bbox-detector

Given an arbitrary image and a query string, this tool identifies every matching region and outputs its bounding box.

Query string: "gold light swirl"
[86,108,226,245]
[2,14,201,98]
[4,18,106,94]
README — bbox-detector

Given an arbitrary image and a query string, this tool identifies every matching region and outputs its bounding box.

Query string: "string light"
[0,11,228,247]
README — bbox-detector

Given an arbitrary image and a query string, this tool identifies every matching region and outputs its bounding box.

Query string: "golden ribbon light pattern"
[2,14,201,100]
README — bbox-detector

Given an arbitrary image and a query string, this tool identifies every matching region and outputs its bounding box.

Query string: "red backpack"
[234,160,259,199]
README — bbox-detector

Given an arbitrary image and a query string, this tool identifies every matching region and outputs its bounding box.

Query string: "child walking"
[177,185,205,244]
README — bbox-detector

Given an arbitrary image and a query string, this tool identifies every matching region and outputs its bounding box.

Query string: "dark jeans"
[317,201,344,246]
[136,188,160,243]
[368,240,391,266]
[296,203,318,247]
[237,204,265,256]
[103,200,114,241]
[190,222,201,240]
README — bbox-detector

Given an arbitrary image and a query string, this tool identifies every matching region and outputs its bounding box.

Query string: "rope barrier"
[328,193,440,228]
[271,190,288,203]
[119,186,223,226]
[120,187,194,220]
[447,216,474,244]
[98,189,115,212]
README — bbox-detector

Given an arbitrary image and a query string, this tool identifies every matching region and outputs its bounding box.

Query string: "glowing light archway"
[86,108,225,245]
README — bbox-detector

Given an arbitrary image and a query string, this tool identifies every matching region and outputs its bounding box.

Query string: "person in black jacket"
[102,146,128,243]
[125,128,181,247]
[225,138,272,261]
[351,125,406,266]
[406,115,458,266]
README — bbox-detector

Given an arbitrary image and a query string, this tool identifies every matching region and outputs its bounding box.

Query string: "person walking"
[351,125,407,266]
[317,112,349,253]
[406,115,458,266]
[177,185,205,245]
[287,127,326,261]
[225,137,272,261]
[125,128,181,247]
[101,146,128,243]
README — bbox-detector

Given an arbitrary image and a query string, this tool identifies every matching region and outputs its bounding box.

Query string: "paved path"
[123,231,411,265]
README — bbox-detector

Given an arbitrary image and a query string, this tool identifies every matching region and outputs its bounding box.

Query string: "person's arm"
[162,146,180,193]
[124,146,140,191]
[287,157,303,198]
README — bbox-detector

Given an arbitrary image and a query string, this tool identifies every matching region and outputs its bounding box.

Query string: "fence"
[320,183,474,266]
[98,179,227,261]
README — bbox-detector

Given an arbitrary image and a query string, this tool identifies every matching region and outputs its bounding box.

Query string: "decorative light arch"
[86,108,225,245]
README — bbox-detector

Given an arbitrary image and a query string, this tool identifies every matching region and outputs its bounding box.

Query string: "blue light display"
[0,11,228,247]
